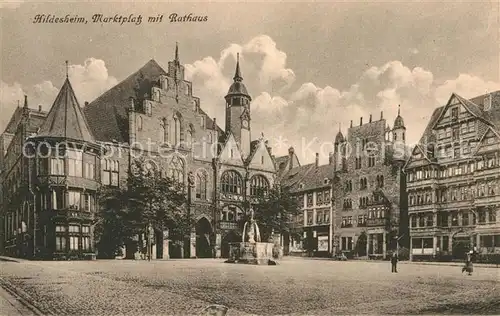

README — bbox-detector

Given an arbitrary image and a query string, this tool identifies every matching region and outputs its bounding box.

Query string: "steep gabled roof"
[83,59,167,143]
[281,163,335,193]
[37,78,95,143]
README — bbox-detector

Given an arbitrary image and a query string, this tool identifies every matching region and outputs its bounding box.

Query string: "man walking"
[391,251,398,273]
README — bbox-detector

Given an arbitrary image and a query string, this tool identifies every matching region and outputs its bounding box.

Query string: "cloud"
[0,58,117,133]
[184,35,500,164]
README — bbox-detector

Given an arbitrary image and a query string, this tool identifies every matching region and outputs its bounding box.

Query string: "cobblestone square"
[1,258,499,315]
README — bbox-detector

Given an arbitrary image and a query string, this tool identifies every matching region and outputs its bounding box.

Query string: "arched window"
[168,156,184,184]
[174,113,181,145]
[137,116,143,131]
[250,175,269,196]
[221,170,243,194]
[196,169,208,199]
[186,124,194,148]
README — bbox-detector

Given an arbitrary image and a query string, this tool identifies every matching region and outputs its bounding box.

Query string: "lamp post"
[147,222,153,261]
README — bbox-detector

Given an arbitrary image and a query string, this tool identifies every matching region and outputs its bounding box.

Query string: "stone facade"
[405,92,500,260]
[332,112,408,259]
[1,47,277,260]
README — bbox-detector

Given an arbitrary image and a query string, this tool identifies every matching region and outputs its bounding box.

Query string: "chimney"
[360,117,363,126]
[369,114,372,123]
[212,117,217,130]
[315,153,319,167]
[380,111,384,120]
[350,120,353,128]
[24,95,28,108]
[38,105,42,112]
[288,147,295,170]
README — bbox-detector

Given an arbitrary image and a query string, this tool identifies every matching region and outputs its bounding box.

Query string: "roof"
[225,53,251,99]
[84,59,167,143]
[37,78,95,143]
[393,105,405,129]
[334,131,344,143]
[84,59,224,143]
[281,163,335,192]
[414,90,500,159]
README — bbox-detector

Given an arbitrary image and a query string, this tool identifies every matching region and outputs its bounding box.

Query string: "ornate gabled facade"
[332,113,408,259]
[1,46,277,260]
[82,45,276,260]
[405,92,500,260]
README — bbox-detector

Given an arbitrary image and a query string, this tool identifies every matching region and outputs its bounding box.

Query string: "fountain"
[225,210,278,265]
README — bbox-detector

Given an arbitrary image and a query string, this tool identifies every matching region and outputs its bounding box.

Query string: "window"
[67,150,83,177]
[186,124,193,148]
[82,237,91,251]
[85,162,95,179]
[442,236,449,251]
[451,212,458,226]
[462,212,469,226]
[51,157,64,175]
[307,211,313,225]
[307,193,313,207]
[69,236,79,250]
[82,226,90,234]
[376,175,384,188]
[168,156,184,184]
[69,225,80,233]
[359,177,368,190]
[489,210,496,223]
[355,157,362,169]
[343,198,352,209]
[316,191,324,205]
[357,215,367,227]
[55,225,66,232]
[83,194,93,212]
[102,159,119,186]
[68,191,81,210]
[200,116,206,128]
[137,116,143,131]
[411,215,417,227]
[161,118,168,144]
[324,190,330,204]
[221,170,242,194]
[195,170,208,199]
[55,236,66,251]
[52,189,64,210]
[173,113,181,145]
[368,156,375,167]
[452,127,460,141]
[250,175,269,196]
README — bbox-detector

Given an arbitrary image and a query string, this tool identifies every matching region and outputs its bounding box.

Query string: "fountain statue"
[225,209,278,265]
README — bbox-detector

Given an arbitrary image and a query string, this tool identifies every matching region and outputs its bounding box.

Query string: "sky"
[1,0,499,164]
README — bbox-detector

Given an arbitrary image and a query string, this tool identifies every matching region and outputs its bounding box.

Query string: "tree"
[251,185,301,242]
[95,158,190,258]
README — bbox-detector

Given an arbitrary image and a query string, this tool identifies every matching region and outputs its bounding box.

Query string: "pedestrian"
[462,251,473,275]
[391,251,398,273]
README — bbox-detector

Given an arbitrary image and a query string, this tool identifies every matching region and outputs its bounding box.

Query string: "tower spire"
[338,122,341,132]
[65,60,69,78]
[398,104,401,116]
[233,53,242,82]
[175,42,179,62]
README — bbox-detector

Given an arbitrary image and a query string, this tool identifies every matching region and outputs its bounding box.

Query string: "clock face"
[242,120,248,128]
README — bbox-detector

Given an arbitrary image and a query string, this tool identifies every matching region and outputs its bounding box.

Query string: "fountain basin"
[227,242,277,265]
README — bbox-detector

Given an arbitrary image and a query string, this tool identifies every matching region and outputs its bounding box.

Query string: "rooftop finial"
[398,104,401,116]
[339,122,341,132]
[24,95,28,108]
[65,60,69,78]
[175,42,179,62]
[234,53,242,82]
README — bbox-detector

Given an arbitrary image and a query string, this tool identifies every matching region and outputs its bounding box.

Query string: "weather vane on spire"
[65,60,69,78]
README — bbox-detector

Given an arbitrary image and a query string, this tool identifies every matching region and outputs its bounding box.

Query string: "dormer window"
[451,107,459,121]
[299,183,304,189]
[323,178,329,185]
[200,116,205,128]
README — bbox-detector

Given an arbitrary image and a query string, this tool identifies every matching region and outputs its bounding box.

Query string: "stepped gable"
[84,59,223,143]
[37,78,95,143]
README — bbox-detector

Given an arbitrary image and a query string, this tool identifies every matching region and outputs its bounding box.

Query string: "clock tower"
[225,53,252,157]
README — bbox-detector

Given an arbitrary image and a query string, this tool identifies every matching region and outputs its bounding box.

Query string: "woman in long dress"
[462,251,473,275]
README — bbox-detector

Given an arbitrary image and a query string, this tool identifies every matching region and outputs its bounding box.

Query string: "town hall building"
[0,46,277,260]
